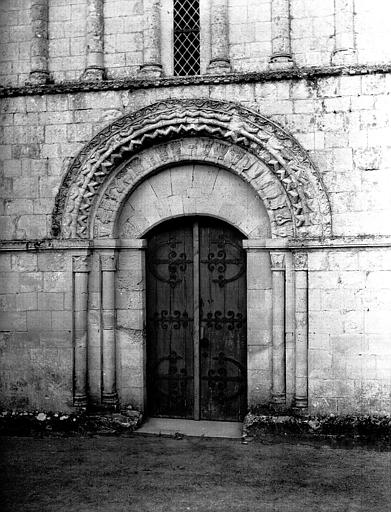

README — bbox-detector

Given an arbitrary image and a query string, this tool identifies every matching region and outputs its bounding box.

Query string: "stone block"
[308,349,332,379]
[117,309,144,330]
[365,271,391,289]
[67,123,92,142]
[51,311,72,330]
[43,272,72,292]
[26,96,47,113]
[11,253,38,271]
[27,311,51,331]
[365,310,391,334]
[37,253,70,272]
[38,292,64,311]
[0,255,11,272]
[16,215,48,239]
[0,216,15,238]
[361,74,387,95]
[5,199,34,215]
[353,147,382,171]
[0,294,16,311]
[45,124,68,144]
[248,344,270,371]
[15,292,38,311]
[309,311,343,335]
[0,311,26,331]
[19,272,43,293]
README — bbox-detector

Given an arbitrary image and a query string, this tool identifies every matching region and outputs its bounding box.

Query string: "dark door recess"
[146,217,247,421]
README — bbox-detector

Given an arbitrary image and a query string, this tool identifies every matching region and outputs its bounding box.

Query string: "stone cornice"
[1,236,391,252]
[1,63,391,98]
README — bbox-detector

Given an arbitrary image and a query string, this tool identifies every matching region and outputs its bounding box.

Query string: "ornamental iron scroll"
[53,99,332,240]
[153,351,190,408]
[202,351,246,404]
[147,235,192,288]
[202,311,245,331]
[201,234,245,288]
[152,310,191,329]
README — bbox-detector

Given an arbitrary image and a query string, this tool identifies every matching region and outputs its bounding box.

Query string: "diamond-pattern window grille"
[173,0,200,76]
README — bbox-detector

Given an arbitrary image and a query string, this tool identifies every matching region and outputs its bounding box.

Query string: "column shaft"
[293,252,308,409]
[269,0,294,69]
[73,255,91,407]
[82,0,105,81]
[207,0,232,74]
[30,0,50,84]
[101,253,118,406]
[139,0,163,77]
[332,0,357,65]
[271,253,286,406]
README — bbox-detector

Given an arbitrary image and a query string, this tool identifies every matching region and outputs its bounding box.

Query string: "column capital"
[100,253,117,271]
[72,254,91,273]
[293,251,308,270]
[270,252,286,271]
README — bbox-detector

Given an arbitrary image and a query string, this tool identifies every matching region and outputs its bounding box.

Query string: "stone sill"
[1,63,391,98]
[1,236,391,252]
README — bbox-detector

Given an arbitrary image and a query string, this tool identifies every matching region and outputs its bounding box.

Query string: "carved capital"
[293,251,308,270]
[100,253,117,271]
[270,252,286,271]
[72,255,91,273]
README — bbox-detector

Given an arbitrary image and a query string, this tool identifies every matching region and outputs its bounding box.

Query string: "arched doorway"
[146,217,247,421]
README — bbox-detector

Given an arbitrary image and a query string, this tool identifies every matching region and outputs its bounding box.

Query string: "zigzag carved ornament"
[52,99,332,239]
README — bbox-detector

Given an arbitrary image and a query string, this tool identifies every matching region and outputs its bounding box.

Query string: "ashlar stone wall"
[2,0,391,85]
[0,0,390,415]
[1,70,391,413]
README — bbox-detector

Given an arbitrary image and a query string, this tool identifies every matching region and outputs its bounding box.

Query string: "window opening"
[173,0,200,76]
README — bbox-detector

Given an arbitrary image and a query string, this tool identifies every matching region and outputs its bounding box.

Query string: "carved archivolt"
[52,99,331,239]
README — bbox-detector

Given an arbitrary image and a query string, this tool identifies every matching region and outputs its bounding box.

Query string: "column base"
[81,67,105,82]
[272,393,286,406]
[206,58,232,74]
[73,394,88,408]
[269,55,295,71]
[28,70,51,85]
[138,63,163,78]
[332,48,357,66]
[293,396,308,409]
[102,392,119,408]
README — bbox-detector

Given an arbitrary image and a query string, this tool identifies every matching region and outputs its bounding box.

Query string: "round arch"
[52,99,332,240]
[115,162,271,239]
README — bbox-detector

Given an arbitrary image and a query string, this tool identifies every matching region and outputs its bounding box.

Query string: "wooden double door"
[146,217,247,421]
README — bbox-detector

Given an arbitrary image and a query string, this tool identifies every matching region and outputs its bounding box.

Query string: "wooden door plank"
[193,221,200,420]
[146,221,194,418]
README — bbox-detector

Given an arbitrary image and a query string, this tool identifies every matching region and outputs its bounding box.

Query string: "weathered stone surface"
[0,0,391,416]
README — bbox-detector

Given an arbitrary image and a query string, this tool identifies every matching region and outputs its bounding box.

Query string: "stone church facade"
[0,0,390,418]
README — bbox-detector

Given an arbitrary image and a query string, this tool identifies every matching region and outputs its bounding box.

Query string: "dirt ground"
[0,435,390,512]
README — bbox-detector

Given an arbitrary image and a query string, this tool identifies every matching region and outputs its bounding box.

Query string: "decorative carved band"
[52,100,331,241]
[94,138,293,240]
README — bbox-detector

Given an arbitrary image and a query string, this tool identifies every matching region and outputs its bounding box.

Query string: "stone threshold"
[1,63,390,98]
[135,417,243,439]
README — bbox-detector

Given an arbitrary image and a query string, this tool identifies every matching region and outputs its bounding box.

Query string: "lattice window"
[173,0,200,76]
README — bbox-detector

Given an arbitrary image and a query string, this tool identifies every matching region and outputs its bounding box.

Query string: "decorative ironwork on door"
[146,217,247,421]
